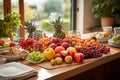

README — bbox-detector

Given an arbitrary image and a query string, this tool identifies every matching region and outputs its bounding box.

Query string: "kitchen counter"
[20,43,120,80]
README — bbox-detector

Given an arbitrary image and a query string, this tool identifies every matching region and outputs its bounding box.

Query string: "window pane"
[11,0,19,13]
[11,0,20,40]
[24,0,71,37]
[0,0,3,19]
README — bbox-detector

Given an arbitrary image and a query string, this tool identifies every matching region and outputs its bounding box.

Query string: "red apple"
[67,47,77,57]
[54,53,62,58]
[60,50,68,57]
[56,42,61,46]
[51,38,60,44]
[91,36,97,41]
[49,43,57,50]
[61,42,70,49]
[9,42,16,47]
[74,53,84,63]
[55,46,65,53]
[75,44,82,52]
[68,52,75,57]
[61,38,70,43]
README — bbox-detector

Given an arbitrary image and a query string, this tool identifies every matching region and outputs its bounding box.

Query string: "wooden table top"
[20,43,120,80]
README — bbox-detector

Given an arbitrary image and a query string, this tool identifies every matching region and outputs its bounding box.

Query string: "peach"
[60,50,68,57]
[55,57,63,65]
[67,47,77,57]
[50,59,56,65]
[64,55,73,64]
[55,46,65,53]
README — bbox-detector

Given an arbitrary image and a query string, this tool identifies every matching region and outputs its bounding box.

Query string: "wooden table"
[20,43,120,80]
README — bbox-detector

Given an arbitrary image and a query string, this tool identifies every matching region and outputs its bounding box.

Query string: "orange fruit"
[79,39,84,43]
[103,32,110,37]
[0,39,5,46]
[90,39,96,43]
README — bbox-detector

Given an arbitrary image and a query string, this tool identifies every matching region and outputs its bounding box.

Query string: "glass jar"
[69,30,81,46]
[33,30,46,41]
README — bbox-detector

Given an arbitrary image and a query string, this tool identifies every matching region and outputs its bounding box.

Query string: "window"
[0,0,3,19]
[24,0,71,37]
[11,0,19,13]
[3,0,75,38]
[11,0,20,40]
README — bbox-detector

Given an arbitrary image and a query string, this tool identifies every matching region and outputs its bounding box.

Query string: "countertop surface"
[19,43,120,80]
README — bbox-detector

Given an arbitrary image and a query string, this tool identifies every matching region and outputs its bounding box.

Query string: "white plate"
[26,58,45,64]
[0,62,34,77]
[108,39,120,48]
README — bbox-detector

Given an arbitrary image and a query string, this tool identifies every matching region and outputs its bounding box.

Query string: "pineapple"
[24,21,36,38]
[50,16,66,39]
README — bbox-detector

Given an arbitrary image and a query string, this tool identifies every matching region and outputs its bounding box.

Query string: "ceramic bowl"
[92,32,110,42]
[114,27,120,36]
[1,54,27,62]
[97,37,110,43]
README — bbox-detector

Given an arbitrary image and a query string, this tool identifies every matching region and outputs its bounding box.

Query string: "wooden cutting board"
[37,58,96,70]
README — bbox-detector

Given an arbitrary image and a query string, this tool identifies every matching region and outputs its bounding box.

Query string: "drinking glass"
[114,27,120,36]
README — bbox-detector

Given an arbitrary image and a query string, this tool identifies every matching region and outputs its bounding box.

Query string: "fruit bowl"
[97,37,110,43]
[26,51,45,64]
[92,32,111,42]
[0,47,28,61]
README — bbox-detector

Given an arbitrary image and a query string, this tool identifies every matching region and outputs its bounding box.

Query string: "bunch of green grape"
[27,51,45,62]
[112,34,120,42]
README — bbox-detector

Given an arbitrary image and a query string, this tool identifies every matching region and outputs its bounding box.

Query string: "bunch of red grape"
[80,44,110,58]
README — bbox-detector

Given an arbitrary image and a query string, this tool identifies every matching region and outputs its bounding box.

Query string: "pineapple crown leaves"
[24,21,36,34]
[49,16,64,30]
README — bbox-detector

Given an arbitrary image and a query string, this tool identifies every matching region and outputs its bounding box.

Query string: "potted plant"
[92,0,120,27]
[0,12,21,40]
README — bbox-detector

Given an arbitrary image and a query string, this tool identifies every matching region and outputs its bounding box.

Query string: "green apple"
[3,43,10,48]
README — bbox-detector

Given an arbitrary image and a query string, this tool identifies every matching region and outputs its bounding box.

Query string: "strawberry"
[10,42,16,47]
